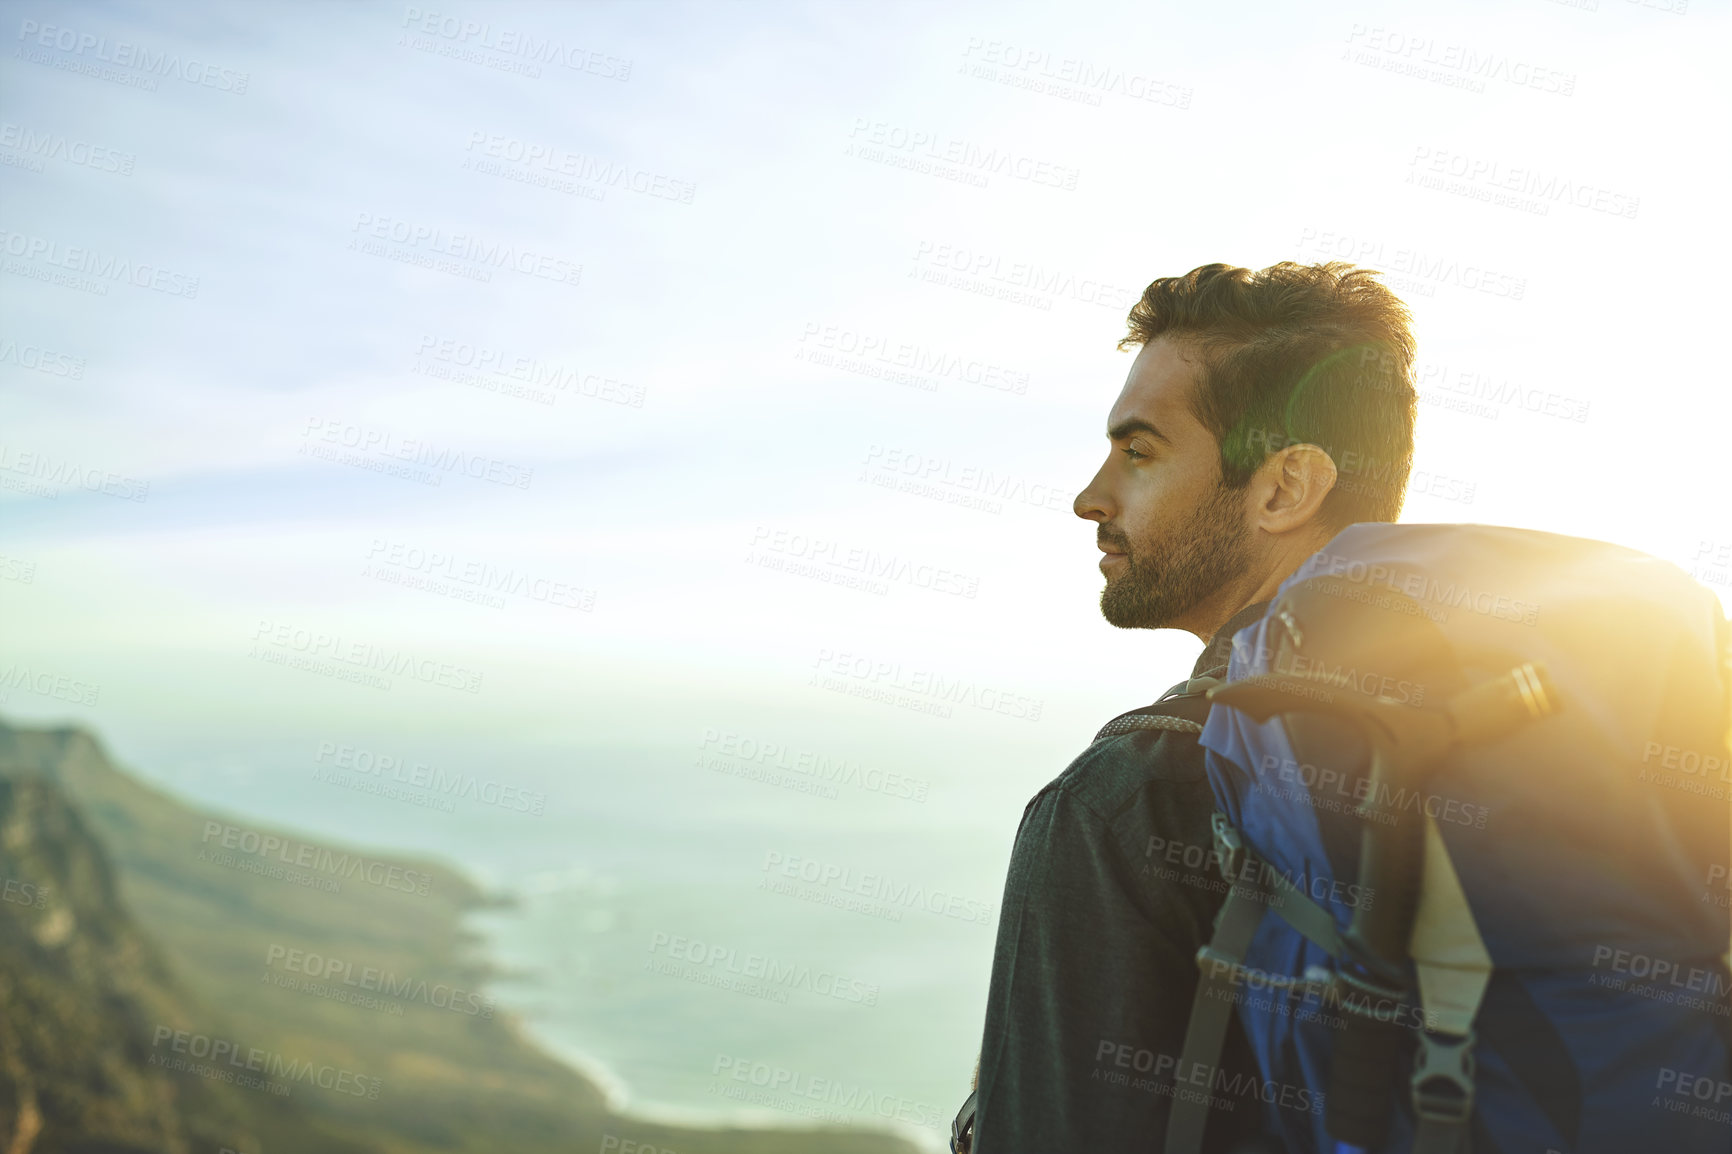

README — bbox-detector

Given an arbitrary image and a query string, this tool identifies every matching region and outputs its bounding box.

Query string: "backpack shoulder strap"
[1091,670,1226,743]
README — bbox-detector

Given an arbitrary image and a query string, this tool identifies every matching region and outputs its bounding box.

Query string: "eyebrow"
[1107,418,1169,444]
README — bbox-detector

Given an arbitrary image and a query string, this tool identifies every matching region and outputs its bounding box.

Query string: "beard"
[1098,480,1253,629]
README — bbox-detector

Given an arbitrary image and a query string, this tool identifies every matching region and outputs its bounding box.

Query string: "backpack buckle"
[1410,1030,1476,1125]
[1211,812,1247,882]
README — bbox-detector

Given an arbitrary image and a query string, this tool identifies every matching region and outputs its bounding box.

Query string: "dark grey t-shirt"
[972,604,1272,1153]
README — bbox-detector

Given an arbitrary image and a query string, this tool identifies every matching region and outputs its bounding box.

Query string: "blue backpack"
[1164,523,1731,1154]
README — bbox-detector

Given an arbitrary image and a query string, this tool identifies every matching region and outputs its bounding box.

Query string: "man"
[961,261,1419,1152]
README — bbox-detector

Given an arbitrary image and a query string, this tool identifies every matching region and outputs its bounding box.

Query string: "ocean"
[141,722,1055,1154]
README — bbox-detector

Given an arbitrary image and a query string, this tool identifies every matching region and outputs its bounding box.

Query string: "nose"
[1074,461,1111,523]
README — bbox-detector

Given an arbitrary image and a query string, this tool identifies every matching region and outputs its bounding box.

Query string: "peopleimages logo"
[957,37,1193,108]
[415,336,645,406]
[464,132,694,203]
[1295,228,1526,301]
[800,324,1031,396]
[1655,1068,1732,1126]
[646,932,880,1006]
[0,228,199,297]
[0,335,86,378]
[1260,754,1489,830]
[0,664,100,706]
[1341,24,1576,96]
[1300,546,1540,626]
[1231,636,1427,707]
[698,728,930,802]
[263,943,495,1018]
[313,741,547,814]
[399,7,632,79]
[1092,1041,1325,1116]
[710,1055,945,1128]
[1408,146,1639,220]
[1,876,49,909]
[810,646,1044,722]
[1143,832,1374,912]
[250,618,485,694]
[759,850,994,925]
[862,445,1067,510]
[348,212,581,287]
[1591,945,1731,995]
[845,117,1081,191]
[911,239,1138,311]
[0,122,135,175]
[748,524,979,599]
[364,538,594,611]
[15,19,251,92]
[0,443,148,501]
[301,417,533,489]
[199,821,434,896]
[149,1026,380,1098]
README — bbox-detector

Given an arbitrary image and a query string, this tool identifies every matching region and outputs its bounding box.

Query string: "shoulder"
[1027,718,1209,825]
[1004,720,1226,924]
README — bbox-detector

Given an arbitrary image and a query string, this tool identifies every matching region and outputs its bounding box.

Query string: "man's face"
[1074,336,1254,631]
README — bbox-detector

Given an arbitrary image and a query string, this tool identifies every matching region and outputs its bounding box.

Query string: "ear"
[1250,443,1337,534]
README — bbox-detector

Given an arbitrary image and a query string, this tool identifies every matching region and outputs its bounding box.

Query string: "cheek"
[1118,473,1191,544]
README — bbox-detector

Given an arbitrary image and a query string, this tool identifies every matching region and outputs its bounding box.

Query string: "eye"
[1120,446,1148,461]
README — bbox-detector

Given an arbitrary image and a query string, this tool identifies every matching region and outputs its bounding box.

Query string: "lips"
[1097,529,1129,573]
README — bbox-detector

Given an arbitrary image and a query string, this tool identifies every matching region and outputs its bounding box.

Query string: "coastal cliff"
[0,718,928,1154]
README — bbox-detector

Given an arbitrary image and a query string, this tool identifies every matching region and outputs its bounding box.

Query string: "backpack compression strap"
[1165,814,1346,1154]
[1405,815,1494,1154]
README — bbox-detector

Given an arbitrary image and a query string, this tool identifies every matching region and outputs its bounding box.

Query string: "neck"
[1176,530,1332,642]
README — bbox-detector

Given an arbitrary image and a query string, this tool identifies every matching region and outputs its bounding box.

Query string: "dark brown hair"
[1119,261,1418,526]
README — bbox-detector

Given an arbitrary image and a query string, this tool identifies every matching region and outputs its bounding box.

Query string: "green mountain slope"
[0,766,372,1154]
[0,718,929,1154]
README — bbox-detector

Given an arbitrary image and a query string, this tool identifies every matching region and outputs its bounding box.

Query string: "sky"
[1,0,1728,860]
[5,0,1728,793]
[1,0,1730,1128]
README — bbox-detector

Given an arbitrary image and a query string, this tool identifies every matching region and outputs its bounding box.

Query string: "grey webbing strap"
[1165,877,1269,1154]
[1404,815,1493,1154]
[1252,859,1346,959]
[1091,672,1221,744]
[1166,817,1348,1154]
[1178,671,1226,697]
[1217,814,1346,957]
[1411,1121,1470,1154]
